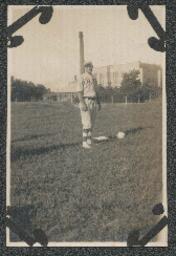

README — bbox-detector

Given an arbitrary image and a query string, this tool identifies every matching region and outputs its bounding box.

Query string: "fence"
[99,93,157,104]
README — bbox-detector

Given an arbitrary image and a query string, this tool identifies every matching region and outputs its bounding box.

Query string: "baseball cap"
[84,61,93,68]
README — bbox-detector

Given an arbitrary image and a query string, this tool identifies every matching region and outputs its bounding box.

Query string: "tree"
[120,70,142,102]
[11,77,50,102]
[120,70,162,102]
[120,69,141,94]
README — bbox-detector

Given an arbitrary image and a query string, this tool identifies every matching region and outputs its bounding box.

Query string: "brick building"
[94,61,162,88]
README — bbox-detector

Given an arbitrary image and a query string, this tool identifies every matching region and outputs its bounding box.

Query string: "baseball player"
[78,61,101,149]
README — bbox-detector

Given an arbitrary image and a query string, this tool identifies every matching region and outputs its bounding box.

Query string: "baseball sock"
[87,129,92,144]
[83,129,88,142]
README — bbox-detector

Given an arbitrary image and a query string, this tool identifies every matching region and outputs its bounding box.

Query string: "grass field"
[10,100,162,242]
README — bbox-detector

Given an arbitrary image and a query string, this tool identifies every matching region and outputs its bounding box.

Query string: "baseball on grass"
[116,131,125,139]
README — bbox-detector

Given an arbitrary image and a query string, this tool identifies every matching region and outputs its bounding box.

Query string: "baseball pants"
[80,98,97,141]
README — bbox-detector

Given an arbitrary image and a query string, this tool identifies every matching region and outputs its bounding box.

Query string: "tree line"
[11,77,50,102]
[11,70,161,103]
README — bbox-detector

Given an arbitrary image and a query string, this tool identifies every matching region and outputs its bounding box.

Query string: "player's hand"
[80,102,87,111]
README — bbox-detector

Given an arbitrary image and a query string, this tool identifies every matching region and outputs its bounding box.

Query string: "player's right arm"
[78,75,87,111]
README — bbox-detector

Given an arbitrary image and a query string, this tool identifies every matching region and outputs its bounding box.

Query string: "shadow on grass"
[94,126,153,144]
[11,142,80,161]
[12,127,153,160]
[12,133,57,143]
[124,127,147,135]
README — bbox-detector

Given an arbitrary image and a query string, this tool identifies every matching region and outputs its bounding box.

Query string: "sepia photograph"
[7,5,167,246]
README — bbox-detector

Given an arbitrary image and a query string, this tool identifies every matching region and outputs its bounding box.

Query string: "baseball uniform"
[78,71,98,146]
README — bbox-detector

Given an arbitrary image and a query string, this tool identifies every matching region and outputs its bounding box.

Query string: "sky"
[8,5,165,92]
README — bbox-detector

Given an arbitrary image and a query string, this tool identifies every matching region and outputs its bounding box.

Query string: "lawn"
[10,99,163,242]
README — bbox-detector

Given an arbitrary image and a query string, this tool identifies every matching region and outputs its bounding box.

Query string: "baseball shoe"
[82,141,91,149]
